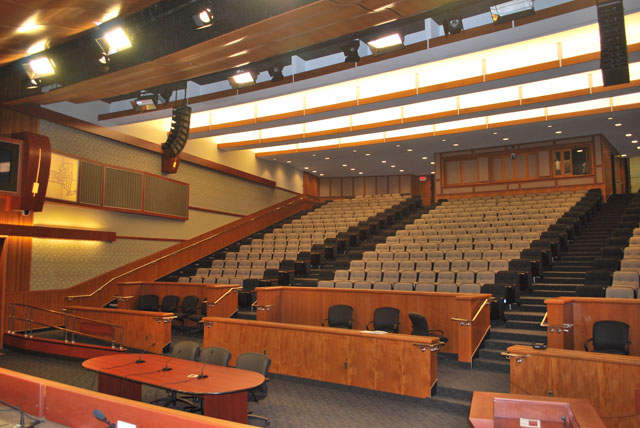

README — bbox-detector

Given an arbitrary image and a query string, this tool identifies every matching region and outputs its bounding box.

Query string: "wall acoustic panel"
[388,176,400,194]
[516,155,527,179]
[78,161,103,206]
[319,178,330,196]
[527,153,538,178]
[365,177,376,195]
[342,178,354,197]
[462,159,477,183]
[144,175,188,218]
[376,176,388,195]
[445,160,461,185]
[478,157,489,182]
[538,151,551,176]
[330,178,342,197]
[354,177,365,196]
[103,167,143,211]
[400,176,412,194]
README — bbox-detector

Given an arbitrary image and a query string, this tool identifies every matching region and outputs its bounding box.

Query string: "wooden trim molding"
[188,206,245,217]
[115,236,185,242]
[0,224,116,242]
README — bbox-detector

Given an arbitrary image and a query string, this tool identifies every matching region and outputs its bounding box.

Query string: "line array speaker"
[597,0,629,87]
[161,105,192,157]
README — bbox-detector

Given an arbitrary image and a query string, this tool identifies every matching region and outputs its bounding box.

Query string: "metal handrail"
[210,286,241,307]
[539,312,573,332]
[7,303,124,349]
[501,351,530,363]
[413,341,446,352]
[66,196,309,301]
[451,298,490,325]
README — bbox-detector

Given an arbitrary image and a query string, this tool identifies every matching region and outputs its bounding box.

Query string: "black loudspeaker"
[597,0,630,86]
[161,105,192,157]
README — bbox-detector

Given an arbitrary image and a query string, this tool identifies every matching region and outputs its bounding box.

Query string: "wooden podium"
[469,391,606,428]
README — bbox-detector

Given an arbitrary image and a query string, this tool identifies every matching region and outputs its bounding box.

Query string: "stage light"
[193,7,214,29]
[96,27,132,56]
[228,70,256,88]
[23,56,56,80]
[490,0,535,24]
[366,33,403,56]
[443,17,463,35]
[342,40,361,63]
[268,64,285,82]
[131,92,158,111]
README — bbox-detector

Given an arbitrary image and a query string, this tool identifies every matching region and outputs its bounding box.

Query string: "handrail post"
[119,326,124,350]
[71,317,76,343]
[111,326,116,349]
[64,314,69,343]
[7,303,13,334]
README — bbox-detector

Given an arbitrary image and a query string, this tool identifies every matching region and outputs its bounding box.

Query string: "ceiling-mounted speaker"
[597,0,629,86]
[161,105,192,158]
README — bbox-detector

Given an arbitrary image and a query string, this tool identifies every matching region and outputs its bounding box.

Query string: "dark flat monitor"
[0,140,20,193]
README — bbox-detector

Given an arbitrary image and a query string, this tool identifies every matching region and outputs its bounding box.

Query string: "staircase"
[470,193,634,372]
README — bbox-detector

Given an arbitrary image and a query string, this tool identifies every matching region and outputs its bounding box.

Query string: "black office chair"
[322,304,353,329]
[160,295,180,313]
[199,346,231,367]
[367,307,400,333]
[152,341,201,408]
[584,320,630,355]
[236,352,271,426]
[408,312,448,343]
[175,295,199,331]
[138,294,159,311]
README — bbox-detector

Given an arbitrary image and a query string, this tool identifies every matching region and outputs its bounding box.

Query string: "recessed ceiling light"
[312,154,316,157]
[453,143,459,147]
[407,149,413,152]
[390,165,396,168]
[358,171,363,175]
[422,156,428,160]
[547,125,553,128]
[621,154,627,157]
[502,137,509,141]
[342,164,348,167]
[430,171,435,174]
[350,168,355,171]
[304,166,309,170]
[576,149,584,153]
[273,158,277,160]
[320,173,324,176]
[608,117,613,120]
[492,132,498,135]
[441,139,447,142]
[324,157,330,160]
[632,140,638,144]
[286,160,292,163]
[312,170,317,173]
[365,153,371,156]
[381,160,387,163]
[430,161,435,165]
[555,131,562,134]
[615,123,622,127]
[399,169,405,172]
[626,134,632,137]
[353,149,357,152]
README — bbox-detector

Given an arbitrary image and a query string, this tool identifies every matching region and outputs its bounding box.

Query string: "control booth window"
[554,147,590,177]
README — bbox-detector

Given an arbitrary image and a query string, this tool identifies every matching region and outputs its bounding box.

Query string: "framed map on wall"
[46,153,79,202]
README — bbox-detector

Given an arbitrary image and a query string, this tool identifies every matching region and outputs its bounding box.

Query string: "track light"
[95,27,132,56]
[342,40,361,63]
[22,56,56,80]
[366,32,404,56]
[228,70,256,88]
[490,0,535,24]
[443,17,463,35]
[131,92,158,111]
[193,6,214,29]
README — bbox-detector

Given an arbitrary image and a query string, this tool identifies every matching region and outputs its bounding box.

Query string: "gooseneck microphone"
[197,364,209,379]
[161,358,173,371]
[135,349,147,364]
[93,409,116,428]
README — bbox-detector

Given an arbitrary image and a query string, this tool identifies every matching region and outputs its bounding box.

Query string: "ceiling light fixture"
[267,63,285,82]
[381,160,387,163]
[23,56,56,81]
[626,133,632,137]
[490,0,535,24]
[228,70,256,88]
[555,131,563,134]
[615,123,622,127]
[130,92,159,111]
[632,140,638,144]
[342,40,361,63]
[443,16,463,35]
[26,39,47,55]
[96,27,132,56]
[407,149,413,152]
[422,156,428,160]
[366,32,404,56]
[502,137,510,141]
[193,5,214,30]
[453,143,459,147]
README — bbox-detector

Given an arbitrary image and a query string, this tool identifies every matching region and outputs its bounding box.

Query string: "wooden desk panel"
[545,297,640,355]
[469,391,606,428]
[507,345,640,428]
[254,287,491,362]
[65,306,172,354]
[117,282,238,319]
[202,317,439,397]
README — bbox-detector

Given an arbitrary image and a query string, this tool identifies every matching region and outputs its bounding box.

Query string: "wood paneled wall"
[545,296,640,355]
[508,345,640,428]
[435,135,615,200]
[202,317,439,398]
[254,287,490,363]
[303,172,319,197]
[318,175,416,197]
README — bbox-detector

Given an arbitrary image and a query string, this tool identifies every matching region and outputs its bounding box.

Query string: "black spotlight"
[342,40,361,63]
[443,17,463,35]
[161,105,192,158]
[193,3,214,29]
[268,64,285,82]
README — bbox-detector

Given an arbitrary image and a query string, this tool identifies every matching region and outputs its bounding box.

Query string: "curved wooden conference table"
[83,354,264,423]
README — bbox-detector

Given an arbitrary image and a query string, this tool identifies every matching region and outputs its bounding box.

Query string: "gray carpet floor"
[0,330,510,427]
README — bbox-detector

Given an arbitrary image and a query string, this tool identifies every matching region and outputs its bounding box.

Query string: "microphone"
[161,358,173,371]
[93,409,116,428]
[135,349,147,364]
[197,364,208,379]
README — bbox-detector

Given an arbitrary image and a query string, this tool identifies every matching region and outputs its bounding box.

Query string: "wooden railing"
[7,303,124,349]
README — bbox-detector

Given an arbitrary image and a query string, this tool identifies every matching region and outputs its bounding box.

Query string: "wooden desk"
[506,345,640,428]
[545,297,640,354]
[202,316,440,397]
[255,286,490,363]
[82,354,264,424]
[469,391,606,428]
